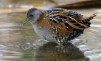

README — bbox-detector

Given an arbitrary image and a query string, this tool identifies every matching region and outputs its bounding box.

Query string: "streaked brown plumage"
[24,8,96,45]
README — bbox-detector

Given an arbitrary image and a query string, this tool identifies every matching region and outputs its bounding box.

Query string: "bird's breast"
[33,23,56,41]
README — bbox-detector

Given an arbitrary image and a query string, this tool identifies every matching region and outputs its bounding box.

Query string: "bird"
[23,8,96,45]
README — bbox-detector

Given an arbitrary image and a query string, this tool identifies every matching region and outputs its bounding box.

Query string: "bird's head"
[23,8,42,25]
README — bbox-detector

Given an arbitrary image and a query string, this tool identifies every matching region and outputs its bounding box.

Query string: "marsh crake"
[24,8,96,45]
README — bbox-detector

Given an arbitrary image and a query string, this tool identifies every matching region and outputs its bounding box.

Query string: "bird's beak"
[23,17,30,25]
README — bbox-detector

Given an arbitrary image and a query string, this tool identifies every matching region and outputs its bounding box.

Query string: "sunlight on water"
[0,44,22,61]
[91,24,101,27]
[8,4,33,8]
[95,9,101,13]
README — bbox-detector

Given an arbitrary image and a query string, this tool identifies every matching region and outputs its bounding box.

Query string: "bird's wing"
[46,9,88,32]
[43,8,96,40]
[46,9,95,33]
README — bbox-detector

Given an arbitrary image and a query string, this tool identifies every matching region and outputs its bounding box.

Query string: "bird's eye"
[29,14,34,18]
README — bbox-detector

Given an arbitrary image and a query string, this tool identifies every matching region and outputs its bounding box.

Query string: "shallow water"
[0,8,101,61]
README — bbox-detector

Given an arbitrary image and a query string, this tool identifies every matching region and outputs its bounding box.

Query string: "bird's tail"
[82,13,97,21]
[80,13,97,27]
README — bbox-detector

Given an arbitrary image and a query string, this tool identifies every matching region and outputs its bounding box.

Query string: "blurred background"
[0,0,101,61]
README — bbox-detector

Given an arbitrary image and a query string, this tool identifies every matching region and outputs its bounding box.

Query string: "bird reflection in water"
[34,42,89,61]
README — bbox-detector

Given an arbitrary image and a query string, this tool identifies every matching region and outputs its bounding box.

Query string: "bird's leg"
[57,38,65,50]
[57,41,64,51]
[62,41,71,46]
